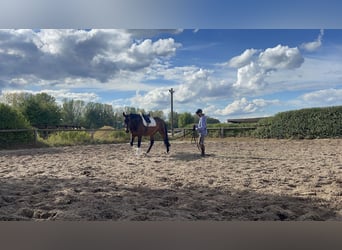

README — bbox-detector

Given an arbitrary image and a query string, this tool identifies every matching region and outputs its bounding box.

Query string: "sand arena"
[0,138,341,221]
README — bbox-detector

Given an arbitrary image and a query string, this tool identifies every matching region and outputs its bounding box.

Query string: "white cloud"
[265,55,342,94]
[127,42,307,115]
[122,38,180,69]
[300,29,324,52]
[228,48,259,68]
[128,67,210,110]
[0,29,181,88]
[45,89,100,103]
[234,62,266,90]
[0,89,100,105]
[301,88,342,106]
[215,97,279,116]
[259,45,304,70]
[232,44,304,92]
[126,65,234,113]
[1,29,340,121]
[129,88,170,111]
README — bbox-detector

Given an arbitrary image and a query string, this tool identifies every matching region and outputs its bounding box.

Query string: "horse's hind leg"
[146,136,154,153]
[160,128,170,153]
[164,138,170,153]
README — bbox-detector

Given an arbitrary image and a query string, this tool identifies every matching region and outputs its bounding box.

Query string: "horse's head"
[123,112,140,133]
[123,112,131,133]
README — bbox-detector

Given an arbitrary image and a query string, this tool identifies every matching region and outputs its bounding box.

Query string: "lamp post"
[169,88,175,137]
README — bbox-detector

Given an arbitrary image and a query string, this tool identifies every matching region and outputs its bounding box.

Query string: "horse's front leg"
[137,136,142,148]
[130,134,135,147]
[146,136,154,154]
[135,136,143,155]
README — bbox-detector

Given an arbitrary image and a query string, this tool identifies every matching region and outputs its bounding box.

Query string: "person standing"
[194,109,208,156]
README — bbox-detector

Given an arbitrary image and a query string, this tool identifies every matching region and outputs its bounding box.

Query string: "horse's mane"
[127,113,139,118]
[127,113,142,131]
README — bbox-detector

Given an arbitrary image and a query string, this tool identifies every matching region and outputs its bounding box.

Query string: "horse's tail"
[163,121,171,150]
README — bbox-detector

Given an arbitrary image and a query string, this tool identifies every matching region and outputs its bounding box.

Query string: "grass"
[38,126,130,147]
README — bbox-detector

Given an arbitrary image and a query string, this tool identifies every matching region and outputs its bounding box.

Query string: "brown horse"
[123,112,170,154]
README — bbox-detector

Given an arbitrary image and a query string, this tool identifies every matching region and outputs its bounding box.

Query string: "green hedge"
[254,106,342,139]
[0,103,34,147]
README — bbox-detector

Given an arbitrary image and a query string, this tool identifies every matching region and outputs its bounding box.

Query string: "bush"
[42,126,131,146]
[0,103,34,147]
[254,106,342,139]
[45,131,92,146]
[93,126,130,143]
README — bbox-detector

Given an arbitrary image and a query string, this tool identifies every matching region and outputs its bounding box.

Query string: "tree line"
[0,92,220,130]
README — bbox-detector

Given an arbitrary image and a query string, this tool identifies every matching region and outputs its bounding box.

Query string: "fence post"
[91,130,95,142]
[34,129,38,145]
[220,127,224,138]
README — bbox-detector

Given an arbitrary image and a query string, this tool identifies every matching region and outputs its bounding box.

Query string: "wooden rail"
[0,128,119,145]
[0,127,258,146]
[171,127,257,138]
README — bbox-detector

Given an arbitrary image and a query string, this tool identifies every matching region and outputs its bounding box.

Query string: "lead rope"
[191,130,201,152]
[169,129,201,152]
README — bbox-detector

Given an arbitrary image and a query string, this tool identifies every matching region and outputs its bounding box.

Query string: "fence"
[173,127,257,138]
[0,126,258,147]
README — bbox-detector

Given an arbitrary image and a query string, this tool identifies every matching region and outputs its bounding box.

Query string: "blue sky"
[0,2,341,122]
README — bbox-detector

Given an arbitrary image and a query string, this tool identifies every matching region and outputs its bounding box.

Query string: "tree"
[103,104,115,126]
[148,110,165,120]
[1,92,31,110]
[192,114,220,125]
[0,103,31,129]
[82,102,114,129]
[113,110,124,129]
[178,112,195,128]
[0,103,33,146]
[123,106,138,114]
[207,117,220,124]
[61,99,86,126]
[167,111,179,128]
[21,93,62,127]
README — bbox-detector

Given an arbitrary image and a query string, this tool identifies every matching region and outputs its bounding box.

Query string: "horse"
[123,112,170,154]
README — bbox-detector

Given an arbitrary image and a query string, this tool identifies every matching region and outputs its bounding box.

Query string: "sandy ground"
[0,138,341,221]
